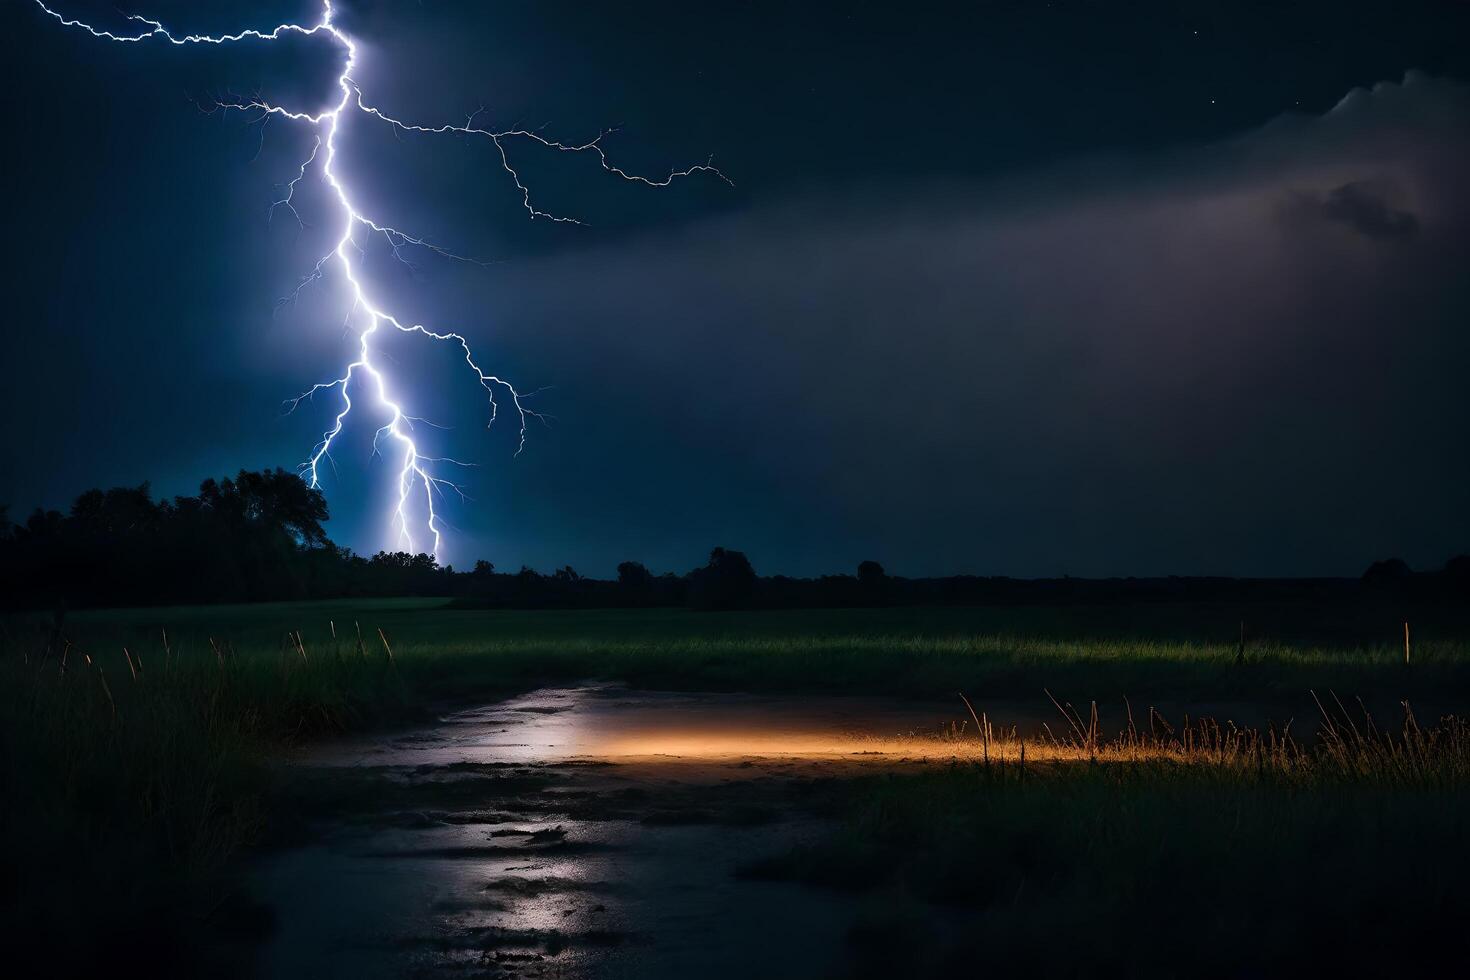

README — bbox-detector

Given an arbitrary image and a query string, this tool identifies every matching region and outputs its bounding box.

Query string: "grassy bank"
[0,639,419,972]
[748,708,1470,977]
[24,596,1470,703]
[3,597,1468,971]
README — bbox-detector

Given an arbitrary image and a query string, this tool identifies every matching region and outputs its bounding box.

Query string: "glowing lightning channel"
[32,0,727,562]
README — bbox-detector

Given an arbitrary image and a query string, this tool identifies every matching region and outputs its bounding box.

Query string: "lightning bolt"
[31,0,727,562]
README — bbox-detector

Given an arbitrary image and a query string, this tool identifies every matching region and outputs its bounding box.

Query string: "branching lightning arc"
[31,0,727,562]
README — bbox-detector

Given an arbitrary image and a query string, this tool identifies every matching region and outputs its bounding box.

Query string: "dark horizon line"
[4,470,1464,586]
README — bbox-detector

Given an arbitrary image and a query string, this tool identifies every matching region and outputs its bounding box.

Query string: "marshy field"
[5,597,1470,977]
[12,0,1470,975]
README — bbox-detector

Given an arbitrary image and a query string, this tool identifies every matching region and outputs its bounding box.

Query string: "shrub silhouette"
[1362,558,1413,587]
[857,560,889,604]
[687,547,757,610]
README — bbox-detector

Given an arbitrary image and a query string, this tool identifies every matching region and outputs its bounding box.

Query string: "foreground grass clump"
[751,706,1470,978]
[0,628,425,974]
[3,597,1468,971]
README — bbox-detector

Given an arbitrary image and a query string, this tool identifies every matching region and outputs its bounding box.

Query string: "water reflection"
[252,686,1318,976]
[315,684,984,767]
[253,686,935,978]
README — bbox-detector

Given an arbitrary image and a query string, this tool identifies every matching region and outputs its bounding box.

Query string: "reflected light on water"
[312,687,1261,770]
[589,728,1189,763]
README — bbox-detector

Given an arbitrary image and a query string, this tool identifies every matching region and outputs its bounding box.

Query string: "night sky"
[4,0,1468,578]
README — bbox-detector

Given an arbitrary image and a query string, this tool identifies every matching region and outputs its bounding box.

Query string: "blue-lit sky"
[4,1,1468,577]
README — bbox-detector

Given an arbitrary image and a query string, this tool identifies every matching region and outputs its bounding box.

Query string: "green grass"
[748,708,1470,977]
[3,597,1468,972]
[23,596,1470,705]
[0,638,418,973]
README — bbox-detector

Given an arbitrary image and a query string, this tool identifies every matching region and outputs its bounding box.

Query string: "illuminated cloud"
[472,73,1469,576]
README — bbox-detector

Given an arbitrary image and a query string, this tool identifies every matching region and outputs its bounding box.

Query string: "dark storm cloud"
[7,1,1470,580]
[447,74,1469,577]
[1311,180,1420,240]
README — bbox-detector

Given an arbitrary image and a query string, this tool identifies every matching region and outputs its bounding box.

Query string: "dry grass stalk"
[96,665,115,719]
[958,692,993,764]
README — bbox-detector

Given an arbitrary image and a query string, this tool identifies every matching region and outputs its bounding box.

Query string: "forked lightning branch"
[32,0,726,561]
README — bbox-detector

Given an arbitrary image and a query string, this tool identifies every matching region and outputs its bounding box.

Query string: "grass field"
[23,594,1470,705]
[4,597,1469,974]
[751,716,1470,977]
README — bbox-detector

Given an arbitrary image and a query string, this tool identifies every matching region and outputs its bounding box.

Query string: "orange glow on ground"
[587,728,1191,763]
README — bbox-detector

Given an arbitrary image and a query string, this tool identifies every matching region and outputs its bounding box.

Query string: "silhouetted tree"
[857,560,889,604]
[71,484,159,532]
[687,547,757,609]
[618,561,653,588]
[1362,558,1413,586]
[613,560,659,607]
[614,564,649,587]
[0,468,417,608]
[199,469,329,547]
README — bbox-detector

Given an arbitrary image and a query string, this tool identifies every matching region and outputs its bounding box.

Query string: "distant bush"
[686,547,757,610]
[1362,557,1413,585]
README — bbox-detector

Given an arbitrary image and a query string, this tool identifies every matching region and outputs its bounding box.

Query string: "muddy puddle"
[246,685,1286,977]
[308,685,1021,768]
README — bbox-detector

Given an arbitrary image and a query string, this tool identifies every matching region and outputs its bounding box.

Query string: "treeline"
[0,470,459,609]
[456,554,1470,611]
[2,470,1467,611]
